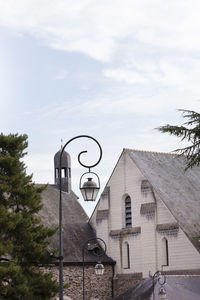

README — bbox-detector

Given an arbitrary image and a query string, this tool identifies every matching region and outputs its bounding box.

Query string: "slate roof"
[126,149,200,253]
[37,184,88,228]
[61,222,114,263]
[113,276,200,300]
[37,184,114,264]
[113,277,153,300]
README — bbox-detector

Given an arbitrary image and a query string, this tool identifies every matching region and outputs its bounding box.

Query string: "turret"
[54,149,71,192]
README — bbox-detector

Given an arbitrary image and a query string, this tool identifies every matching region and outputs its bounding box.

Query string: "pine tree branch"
[157,109,200,169]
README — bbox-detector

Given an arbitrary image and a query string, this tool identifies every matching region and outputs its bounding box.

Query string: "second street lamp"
[94,262,105,275]
[58,135,102,300]
[152,271,167,300]
[158,286,167,299]
[82,237,107,300]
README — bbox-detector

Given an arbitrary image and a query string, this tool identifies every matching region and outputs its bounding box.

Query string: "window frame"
[162,237,169,266]
[125,196,132,228]
[123,241,131,269]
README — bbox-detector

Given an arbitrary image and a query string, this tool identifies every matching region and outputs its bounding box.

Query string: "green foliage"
[0,133,58,299]
[157,109,200,169]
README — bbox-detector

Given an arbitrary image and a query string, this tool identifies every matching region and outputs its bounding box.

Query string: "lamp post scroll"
[58,135,102,300]
[152,271,167,300]
[82,237,107,300]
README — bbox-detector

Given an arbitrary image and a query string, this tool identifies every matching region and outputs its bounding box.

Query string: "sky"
[0,0,200,216]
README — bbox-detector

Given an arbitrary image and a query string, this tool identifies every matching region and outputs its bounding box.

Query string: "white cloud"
[103,56,200,96]
[1,0,200,61]
[1,0,200,102]
[133,1,200,51]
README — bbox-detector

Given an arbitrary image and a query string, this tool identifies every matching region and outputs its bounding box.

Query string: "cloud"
[103,55,200,96]
[1,0,200,62]
[22,86,198,124]
[1,1,200,123]
[135,2,200,52]
[1,0,200,105]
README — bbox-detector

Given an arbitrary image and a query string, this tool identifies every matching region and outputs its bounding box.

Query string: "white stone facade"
[90,150,200,278]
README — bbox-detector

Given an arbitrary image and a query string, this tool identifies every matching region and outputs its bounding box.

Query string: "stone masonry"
[44,264,113,300]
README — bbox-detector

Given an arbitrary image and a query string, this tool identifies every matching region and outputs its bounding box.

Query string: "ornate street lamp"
[152,271,167,300]
[94,262,105,275]
[58,135,102,300]
[158,286,167,299]
[80,173,100,201]
[82,237,107,300]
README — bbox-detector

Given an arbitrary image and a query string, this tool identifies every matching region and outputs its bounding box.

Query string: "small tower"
[54,149,71,192]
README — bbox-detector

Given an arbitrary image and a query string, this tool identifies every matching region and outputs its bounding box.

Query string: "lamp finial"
[61,138,63,149]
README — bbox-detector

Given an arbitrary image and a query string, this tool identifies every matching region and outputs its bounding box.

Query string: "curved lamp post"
[152,271,167,300]
[58,135,102,300]
[82,237,107,300]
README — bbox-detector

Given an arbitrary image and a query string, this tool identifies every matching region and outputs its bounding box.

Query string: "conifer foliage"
[0,133,58,299]
[157,109,200,169]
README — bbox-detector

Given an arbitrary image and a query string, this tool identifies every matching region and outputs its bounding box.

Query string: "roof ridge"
[124,148,180,156]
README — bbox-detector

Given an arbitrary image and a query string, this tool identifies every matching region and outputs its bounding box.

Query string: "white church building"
[89,148,200,279]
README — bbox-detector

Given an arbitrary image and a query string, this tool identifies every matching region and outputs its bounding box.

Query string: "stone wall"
[44,264,113,300]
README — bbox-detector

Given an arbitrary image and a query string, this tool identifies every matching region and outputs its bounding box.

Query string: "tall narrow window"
[123,242,130,269]
[61,168,67,178]
[162,238,169,266]
[125,196,132,227]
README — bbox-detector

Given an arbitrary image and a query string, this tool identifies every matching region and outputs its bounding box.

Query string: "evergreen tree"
[0,133,58,299]
[157,109,200,169]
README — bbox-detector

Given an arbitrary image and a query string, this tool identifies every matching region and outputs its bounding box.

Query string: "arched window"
[123,242,130,269]
[125,196,132,228]
[162,238,169,266]
[141,180,151,196]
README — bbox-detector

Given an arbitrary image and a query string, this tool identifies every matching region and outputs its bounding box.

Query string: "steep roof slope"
[126,149,200,253]
[38,184,88,227]
[113,276,200,300]
[37,184,114,263]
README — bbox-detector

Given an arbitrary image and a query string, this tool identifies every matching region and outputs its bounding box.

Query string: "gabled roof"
[37,184,114,264]
[125,149,200,253]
